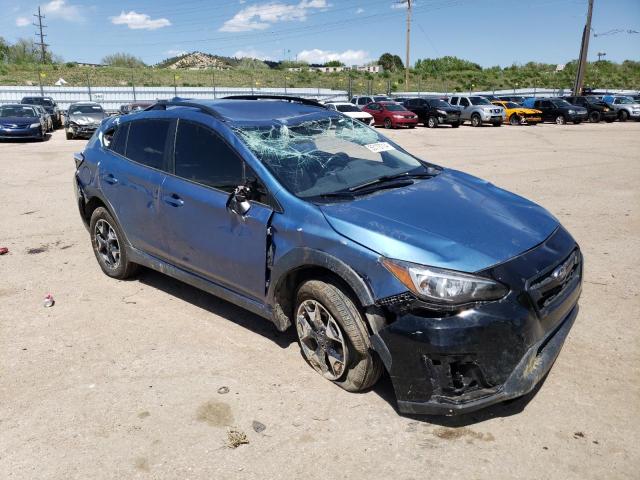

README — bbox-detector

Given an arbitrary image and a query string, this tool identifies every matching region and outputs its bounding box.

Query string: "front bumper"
[393,117,418,126]
[66,124,99,137]
[0,126,41,139]
[372,226,582,416]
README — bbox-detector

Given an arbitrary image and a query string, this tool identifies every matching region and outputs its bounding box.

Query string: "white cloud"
[356,8,364,14]
[165,49,188,57]
[16,16,30,27]
[220,0,328,32]
[111,11,172,30]
[42,0,83,21]
[297,48,370,65]
[234,48,273,60]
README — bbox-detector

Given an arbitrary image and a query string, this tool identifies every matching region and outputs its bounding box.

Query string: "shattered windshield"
[234,116,434,199]
[70,105,105,114]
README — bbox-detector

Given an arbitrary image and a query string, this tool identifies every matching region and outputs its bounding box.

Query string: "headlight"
[568,109,575,114]
[436,109,447,115]
[393,114,404,118]
[382,258,508,306]
[30,123,41,128]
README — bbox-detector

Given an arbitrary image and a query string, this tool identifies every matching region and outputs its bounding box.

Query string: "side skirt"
[127,246,274,322]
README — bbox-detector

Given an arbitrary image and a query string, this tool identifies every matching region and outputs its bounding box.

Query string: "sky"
[1,0,639,66]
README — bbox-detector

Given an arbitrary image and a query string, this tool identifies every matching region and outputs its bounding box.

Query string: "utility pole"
[573,0,594,96]
[401,0,412,92]
[34,6,48,96]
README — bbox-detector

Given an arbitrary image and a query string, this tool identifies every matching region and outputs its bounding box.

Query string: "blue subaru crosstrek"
[74,96,582,415]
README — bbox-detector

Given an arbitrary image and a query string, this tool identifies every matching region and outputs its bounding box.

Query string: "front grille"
[528,249,581,312]
[377,292,415,307]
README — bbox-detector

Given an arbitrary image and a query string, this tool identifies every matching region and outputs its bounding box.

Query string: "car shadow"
[136,267,296,349]
[371,370,551,426]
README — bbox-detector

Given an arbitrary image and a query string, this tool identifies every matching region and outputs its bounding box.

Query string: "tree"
[102,53,146,68]
[238,58,269,70]
[378,53,404,72]
[324,60,344,67]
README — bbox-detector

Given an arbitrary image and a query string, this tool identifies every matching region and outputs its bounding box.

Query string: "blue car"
[0,104,47,141]
[74,96,582,415]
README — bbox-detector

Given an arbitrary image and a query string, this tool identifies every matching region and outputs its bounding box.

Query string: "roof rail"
[223,95,326,109]
[146,99,225,120]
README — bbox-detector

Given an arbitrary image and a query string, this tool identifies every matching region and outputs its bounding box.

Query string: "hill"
[155,52,237,70]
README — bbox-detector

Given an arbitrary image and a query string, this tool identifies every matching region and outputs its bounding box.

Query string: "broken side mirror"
[228,185,252,216]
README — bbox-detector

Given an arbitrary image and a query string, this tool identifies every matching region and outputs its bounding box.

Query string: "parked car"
[350,95,394,109]
[65,102,108,139]
[20,96,62,128]
[362,101,418,128]
[402,97,462,128]
[601,95,640,122]
[119,101,155,115]
[491,100,542,125]
[324,102,374,125]
[448,95,505,126]
[74,96,582,415]
[564,96,617,123]
[522,98,588,124]
[479,94,499,101]
[497,95,524,104]
[0,104,47,141]
[32,105,54,131]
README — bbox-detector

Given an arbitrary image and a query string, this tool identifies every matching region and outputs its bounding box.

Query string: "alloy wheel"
[296,299,348,381]
[94,219,121,269]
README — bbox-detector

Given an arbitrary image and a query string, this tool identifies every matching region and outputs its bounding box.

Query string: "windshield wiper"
[348,170,437,192]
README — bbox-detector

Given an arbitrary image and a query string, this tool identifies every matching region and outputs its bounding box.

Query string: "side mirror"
[228,185,252,216]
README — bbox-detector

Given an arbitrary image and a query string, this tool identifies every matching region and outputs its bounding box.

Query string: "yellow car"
[492,101,542,125]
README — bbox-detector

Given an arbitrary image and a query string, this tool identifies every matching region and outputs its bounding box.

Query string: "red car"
[362,101,418,129]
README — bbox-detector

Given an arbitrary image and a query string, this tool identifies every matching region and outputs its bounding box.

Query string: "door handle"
[163,193,184,207]
[102,173,118,185]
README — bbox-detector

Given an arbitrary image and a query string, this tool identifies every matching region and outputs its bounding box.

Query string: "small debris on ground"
[252,421,266,433]
[0,247,8,255]
[43,293,55,308]
[573,431,585,439]
[226,428,249,448]
[217,386,230,394]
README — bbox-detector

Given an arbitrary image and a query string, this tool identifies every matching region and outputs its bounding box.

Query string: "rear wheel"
[383,118,393,129]
[295,279,382,392]
[427,116,438,128]
[471,114,482,127]
[555,115,566,125]
[509,114,520,125]
[619,110,629,122]
[89,207,138,279]
[589,111,601,123]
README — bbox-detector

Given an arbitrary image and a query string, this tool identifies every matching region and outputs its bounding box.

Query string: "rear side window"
[459,98,470,107]
[174,120,243,192]
[125,119,171,170]
[110,123,129,156]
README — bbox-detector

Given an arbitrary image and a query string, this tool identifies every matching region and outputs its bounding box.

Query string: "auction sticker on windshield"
[364,142,395,153]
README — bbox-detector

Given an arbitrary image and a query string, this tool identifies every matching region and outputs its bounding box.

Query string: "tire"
[509,114,520,126]
[427,116,438,128]
[589,111,601,123]
[66,131,74,140]
[471,113,482,127]
[619,110,629,122]
[295,279,382,392]
[450,121,460,128]
[555,115,566,125]
[89,207,138,279]
[383,118,393,129]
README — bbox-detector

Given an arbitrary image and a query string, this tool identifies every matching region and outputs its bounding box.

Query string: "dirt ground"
[1,120,638,479]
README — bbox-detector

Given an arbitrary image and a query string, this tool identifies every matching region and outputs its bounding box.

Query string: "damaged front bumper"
[372,226,582,416]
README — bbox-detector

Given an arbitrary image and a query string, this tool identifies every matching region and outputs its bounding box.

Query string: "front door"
[159,119,272,301]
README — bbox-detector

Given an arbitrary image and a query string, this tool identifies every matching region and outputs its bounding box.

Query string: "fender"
[267,247,377,331]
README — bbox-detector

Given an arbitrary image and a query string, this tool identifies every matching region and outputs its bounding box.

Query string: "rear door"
[100,118,172,258]
[159,119,273,301]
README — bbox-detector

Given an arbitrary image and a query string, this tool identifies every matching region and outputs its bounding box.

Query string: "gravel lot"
[1,121,638,479]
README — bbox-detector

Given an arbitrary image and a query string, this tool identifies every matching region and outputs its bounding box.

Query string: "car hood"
[69,112,106,123]
[0,116,39,125]
[319,169,559,273]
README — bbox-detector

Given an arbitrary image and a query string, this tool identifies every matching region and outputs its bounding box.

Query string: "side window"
[109,123,129,155]
[174,120,243,193]
[449,97,458,105]
[542,101,552,108]
[614,98,621,104]
[357,97,367,105]
[125,119,171,170]
[459,97,470,107]
[367,103,380,111]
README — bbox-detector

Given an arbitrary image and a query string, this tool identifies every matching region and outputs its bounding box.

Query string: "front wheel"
[66,131,74,140]
[619,110,629,122]
[89,207,138,279]
[295,279,382,392]
[383,118,393,129]
[426,116,438,128]
[509,114,521,126]
[555,115,566,125]
[589,111,601,123]
[471,114,482,127]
